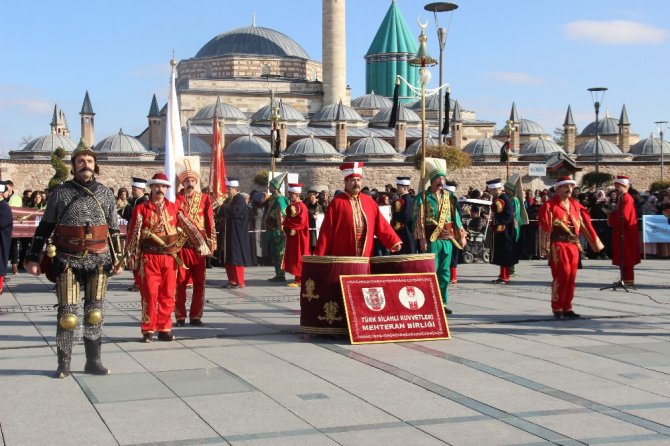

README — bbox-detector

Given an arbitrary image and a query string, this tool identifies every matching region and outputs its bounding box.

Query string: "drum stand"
[600,208,629,292]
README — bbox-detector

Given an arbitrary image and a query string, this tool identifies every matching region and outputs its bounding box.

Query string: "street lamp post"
[424,2,458,145]
[655,121,667,182]
[588,87,607,187]
[409,19,437,199]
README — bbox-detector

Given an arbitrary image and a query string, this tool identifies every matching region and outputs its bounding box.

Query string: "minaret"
[322,0,348,106]
[618,104,631,153]
[563,105,576,154]
[509,102,520,153]
[451,100,463,150]
[147,94,162,150]
[80,91,95,147]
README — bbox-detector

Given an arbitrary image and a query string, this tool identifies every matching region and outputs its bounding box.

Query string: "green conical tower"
[365,0,419,102]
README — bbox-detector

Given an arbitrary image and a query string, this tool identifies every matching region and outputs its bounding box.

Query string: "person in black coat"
[222,180,252,288]
[390,176,415,254]
[487,178,518,284]
[0,181,13,294]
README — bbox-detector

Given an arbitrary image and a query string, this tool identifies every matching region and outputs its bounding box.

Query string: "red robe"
[315,192,400,257]
[539,195,602,312]
[174,191,216,321]
[608,192,640,268]
[282,200,310,279]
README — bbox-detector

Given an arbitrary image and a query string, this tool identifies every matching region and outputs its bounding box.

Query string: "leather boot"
[55,348,71,379]
[83,338,110,375]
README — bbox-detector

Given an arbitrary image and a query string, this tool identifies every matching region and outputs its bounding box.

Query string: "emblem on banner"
[398,286,425,310]
[362,287,386,311]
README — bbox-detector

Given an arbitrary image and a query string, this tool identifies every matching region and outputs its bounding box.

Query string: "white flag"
[165,58,184,201]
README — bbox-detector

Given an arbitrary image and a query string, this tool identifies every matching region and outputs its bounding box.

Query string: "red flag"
[210,109,226,199]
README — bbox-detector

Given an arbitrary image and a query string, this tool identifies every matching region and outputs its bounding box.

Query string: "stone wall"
[0,158,666,197]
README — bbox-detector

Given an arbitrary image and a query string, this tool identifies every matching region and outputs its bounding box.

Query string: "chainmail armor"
[41,179,119,270]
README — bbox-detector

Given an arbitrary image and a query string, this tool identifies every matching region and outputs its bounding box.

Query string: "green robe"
[264,193,289,277]
[413,189,462,305]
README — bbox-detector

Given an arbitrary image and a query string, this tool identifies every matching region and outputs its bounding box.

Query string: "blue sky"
[1,0,669,154]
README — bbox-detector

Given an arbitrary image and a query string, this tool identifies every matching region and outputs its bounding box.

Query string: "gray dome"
[310,104,365,125]
[463,138,504,157]
[404,137,440,156]
[629,137,670,156]
[519,118,545,136]
[192,102,247,123]
[284,136,342,158]
[521,139,565,156]
[21,133,77,152]
[410,94,459,111]
[580,117,620,136]
[251,102,306,123]
[575,138,623,156]
[94,130,149,153]
[183,134,212,155]
[370,106,420,126]
[351,92,393,109]
[225,134,271,156]
[195,26,310,59]
[345,136,397,157]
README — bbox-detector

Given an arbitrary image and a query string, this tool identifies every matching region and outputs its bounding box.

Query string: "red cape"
[314,192,400,257]
[282,201,310,277]
[608,192,640,267]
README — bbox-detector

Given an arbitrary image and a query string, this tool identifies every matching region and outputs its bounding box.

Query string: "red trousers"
[133,270,141,288]
[140,253,176,333]
[549,241,579,312]
[225,264,245,286]
[622,266,635,284]
[499,266,510,281]
[175,247,206,321]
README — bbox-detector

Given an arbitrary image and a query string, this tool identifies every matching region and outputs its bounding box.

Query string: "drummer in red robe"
[539,176,603,319]
[282,182,310,287]
[608,175,640,286]
[315,162,402,257]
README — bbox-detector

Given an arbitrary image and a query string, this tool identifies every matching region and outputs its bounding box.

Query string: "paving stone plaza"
[1,259,669,445]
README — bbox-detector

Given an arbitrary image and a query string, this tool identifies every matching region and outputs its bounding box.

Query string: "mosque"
[3,0,667,192]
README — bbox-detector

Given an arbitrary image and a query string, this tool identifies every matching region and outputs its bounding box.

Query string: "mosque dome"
[196,25,310,59]
[518,119,545,136]
[575,138,623,156]
[191,102,248,124]
[21,133,78,153]
[369,106,420,127]
[463,138,504,157]
[344,136,397,157]
[410,94,459,112]
[521,139,565,156]
[251,102,306,124]
[404,137,440,156]
[225,134,271,156]
[310,103,365,126]
[580,117,620,136]
[183,134,212,155]
[351,92,393,110]
[284,135,342,158]
[95,130,149,154]
[629,137,670,158]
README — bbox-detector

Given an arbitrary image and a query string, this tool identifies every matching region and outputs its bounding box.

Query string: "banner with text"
[340,273,450,344]
[643,215,670,243]
[528,163,547,176]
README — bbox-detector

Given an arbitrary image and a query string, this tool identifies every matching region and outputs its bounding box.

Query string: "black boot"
[55,348,71,379]
[83,338,110,375]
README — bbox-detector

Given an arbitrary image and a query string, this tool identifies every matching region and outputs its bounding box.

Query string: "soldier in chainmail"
[26,140,123,379]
